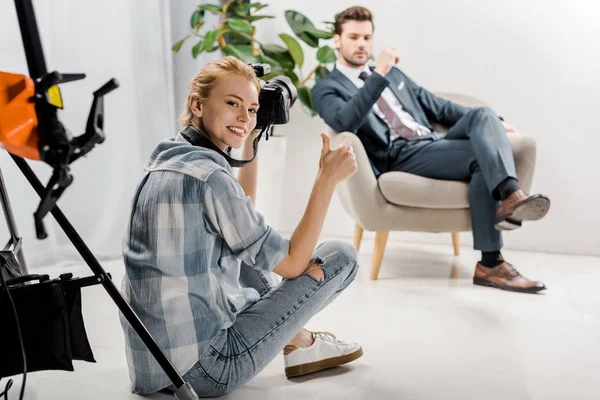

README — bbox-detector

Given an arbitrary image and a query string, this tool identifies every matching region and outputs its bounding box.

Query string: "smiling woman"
[119,56,363,396]
[179,57,261,150]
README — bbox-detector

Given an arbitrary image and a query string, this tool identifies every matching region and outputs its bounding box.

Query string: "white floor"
[3,239,600,399]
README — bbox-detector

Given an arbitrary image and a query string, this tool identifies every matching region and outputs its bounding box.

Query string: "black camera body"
[250,63,297,129]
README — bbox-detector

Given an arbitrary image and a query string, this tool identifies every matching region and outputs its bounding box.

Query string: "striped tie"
[359,71,420,141]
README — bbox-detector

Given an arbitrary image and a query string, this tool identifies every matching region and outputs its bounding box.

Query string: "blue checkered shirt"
[119,134,290,393]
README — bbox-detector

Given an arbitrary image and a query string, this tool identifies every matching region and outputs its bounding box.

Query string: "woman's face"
[191,75,260,150]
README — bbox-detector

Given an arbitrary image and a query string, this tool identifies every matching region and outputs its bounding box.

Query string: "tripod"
[0,168,28,277]
[0,0,199,398]
[2,156,199,400]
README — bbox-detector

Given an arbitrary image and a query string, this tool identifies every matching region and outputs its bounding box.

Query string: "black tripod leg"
[11,155,198,398]
[0,167,29,275]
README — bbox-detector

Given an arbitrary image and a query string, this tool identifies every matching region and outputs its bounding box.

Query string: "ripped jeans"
[179,240,359,397]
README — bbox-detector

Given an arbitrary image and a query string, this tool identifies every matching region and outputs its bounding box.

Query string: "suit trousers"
[387,107,517,251]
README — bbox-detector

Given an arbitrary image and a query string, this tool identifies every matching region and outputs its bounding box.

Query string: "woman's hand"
[238,128,262,206]
[241,129,262,157]
[246,128,262,144]
[273,133,355,279]
[318,133,357,184]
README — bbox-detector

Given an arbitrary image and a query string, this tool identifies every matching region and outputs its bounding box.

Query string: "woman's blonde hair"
[178,56,261,128]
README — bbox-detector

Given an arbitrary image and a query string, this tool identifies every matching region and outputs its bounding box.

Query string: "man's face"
[333,20,374,68]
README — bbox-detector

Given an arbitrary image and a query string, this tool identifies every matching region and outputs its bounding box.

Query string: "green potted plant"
[172,1,335,116]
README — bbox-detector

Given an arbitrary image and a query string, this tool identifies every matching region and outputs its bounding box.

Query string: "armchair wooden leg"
[353,224,364,251]
[371,231,389,280]
[451,232,460,256]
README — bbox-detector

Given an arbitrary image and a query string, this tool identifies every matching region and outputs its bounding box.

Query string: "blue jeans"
[180,240,359,397]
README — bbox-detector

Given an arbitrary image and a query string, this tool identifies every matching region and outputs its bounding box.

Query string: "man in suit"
[312,6,551,293]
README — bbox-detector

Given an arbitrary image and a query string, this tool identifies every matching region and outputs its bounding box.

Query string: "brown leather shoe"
[473,261,546,293]
[496,190,550,230]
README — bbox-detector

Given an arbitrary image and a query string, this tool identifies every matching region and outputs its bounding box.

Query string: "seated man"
[312,6,550,294]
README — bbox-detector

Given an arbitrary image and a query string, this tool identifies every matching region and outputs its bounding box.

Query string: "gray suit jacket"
[311,66,470,176]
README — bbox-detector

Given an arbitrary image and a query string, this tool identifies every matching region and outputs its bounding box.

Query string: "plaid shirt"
[119,134,290,393]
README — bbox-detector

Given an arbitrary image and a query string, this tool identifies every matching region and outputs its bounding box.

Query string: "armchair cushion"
[378,172,469,209]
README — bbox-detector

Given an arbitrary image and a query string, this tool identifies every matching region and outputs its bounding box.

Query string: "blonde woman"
[120,57,362,397]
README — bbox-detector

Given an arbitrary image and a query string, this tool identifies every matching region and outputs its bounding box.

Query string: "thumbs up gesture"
[318,133,357,184]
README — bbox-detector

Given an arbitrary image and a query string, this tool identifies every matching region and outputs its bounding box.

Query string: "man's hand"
[501,121,518,133]
[373,48,400,77]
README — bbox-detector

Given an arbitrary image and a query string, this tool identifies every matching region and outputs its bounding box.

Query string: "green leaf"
[192,40,205,58]
[247,15,275,23]
[285,10,319,48]
[260,43,287,54]
[222,44,241,59]
[283,69,300,87]
[315,65,330,82]
[297,86,316,116]
[301,32,320,48]
[305,27,334,40]
[279,33,304,68]
[316,45,336,64]
[227,18,253,33]
[204,28,221,51]
[258,53,283,74]
[285,10,317,31]
[232,3,251,16]
[190,10,204,29]
[194,21,205,32]
[260,43,295,69]
[172,37,188,53]
[198,4,222,14]
[249,3,269,12]
[260,72,277,82]
[222,44,260,63]
[228,31,256,45]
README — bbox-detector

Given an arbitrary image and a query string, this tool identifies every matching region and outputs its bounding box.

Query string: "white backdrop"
[1,0,598,271]
[0,0,175,269]
[253,0,600,256]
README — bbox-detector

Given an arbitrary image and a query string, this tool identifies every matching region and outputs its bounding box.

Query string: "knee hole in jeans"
[303,263,325,282]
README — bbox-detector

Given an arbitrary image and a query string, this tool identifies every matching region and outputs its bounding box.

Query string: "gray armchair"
[328,93,537,280]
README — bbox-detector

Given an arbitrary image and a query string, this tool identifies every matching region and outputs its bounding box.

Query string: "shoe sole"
[511,195,551,221]
[285,347,364,378]
[473,277,546,294]
[495,195,551,230]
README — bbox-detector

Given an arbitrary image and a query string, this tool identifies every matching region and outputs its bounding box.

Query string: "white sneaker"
[283,331,363,378]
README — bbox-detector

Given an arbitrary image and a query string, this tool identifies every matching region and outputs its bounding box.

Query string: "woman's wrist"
[315,170,337,189]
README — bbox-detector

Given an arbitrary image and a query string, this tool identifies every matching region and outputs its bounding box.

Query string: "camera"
[180,62,298,168]
[250,63,298,129]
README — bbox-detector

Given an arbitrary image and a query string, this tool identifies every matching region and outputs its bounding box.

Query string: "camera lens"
[266,76,297,107]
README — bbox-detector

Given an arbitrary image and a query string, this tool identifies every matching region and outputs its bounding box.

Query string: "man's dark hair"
[334,6,374,35]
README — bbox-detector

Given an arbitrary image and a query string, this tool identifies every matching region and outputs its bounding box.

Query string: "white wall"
[0,0,175,268]
[254,0,600,256]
